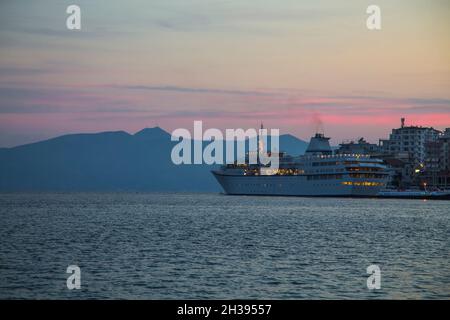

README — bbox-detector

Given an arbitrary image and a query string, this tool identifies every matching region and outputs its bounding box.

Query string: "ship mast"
[258,122,264,154]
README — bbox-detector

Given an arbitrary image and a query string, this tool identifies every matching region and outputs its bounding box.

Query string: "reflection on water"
[0,193,448,299]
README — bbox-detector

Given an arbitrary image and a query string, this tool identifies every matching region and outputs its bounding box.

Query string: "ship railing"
[298,154,373,160]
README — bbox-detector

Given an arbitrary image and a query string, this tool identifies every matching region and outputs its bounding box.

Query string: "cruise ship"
[212,132,390,197]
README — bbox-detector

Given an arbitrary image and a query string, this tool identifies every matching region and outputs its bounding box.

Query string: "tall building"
[378,118,442,187]
[379,118,441,166]
[422,128,450,188]
[442,128,450,173]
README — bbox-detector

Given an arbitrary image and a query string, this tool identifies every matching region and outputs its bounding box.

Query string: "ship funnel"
[305,133,332,155]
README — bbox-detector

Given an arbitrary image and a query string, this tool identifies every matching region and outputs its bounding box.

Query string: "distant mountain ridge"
[0,127,309,192]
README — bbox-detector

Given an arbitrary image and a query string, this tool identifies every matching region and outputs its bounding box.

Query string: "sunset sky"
[0,0,449,147]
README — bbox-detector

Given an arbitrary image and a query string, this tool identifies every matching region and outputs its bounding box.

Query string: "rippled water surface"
[0,193,448,299]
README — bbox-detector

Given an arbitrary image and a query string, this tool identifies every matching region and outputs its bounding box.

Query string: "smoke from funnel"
[312,112,324,134]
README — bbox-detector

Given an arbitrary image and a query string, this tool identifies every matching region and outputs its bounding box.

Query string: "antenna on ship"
[258,122,264,153]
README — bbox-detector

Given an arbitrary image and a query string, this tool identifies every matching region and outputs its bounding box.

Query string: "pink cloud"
[1,84,449,146]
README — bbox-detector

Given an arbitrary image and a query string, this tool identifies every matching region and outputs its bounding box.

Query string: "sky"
[0,0,449,147]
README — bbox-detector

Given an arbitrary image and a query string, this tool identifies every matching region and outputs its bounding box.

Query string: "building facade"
[422,128,450,188]
[379,118,441,166]
[378,118,442,187]
[336,137,380,155]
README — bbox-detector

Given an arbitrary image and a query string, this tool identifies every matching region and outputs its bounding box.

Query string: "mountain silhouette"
[0,127,308,191]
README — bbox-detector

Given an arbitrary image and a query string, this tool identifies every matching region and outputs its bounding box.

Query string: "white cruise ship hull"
[212,171,386,197]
